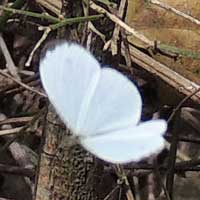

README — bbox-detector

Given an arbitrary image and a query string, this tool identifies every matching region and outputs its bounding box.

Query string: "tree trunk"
[35,106,103,200]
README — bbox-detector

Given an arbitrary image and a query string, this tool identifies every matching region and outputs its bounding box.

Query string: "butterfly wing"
[40,42,101,134]
[78,68,142,136]
[80,120,167,163]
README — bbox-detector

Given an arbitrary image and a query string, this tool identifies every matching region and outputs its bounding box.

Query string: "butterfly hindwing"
[81,120,166,163]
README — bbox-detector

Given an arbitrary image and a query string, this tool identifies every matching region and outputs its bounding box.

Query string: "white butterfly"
[39,41,167,164]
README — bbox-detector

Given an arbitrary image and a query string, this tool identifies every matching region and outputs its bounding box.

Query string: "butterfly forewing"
[40,42,101,134]
[80,68,142,136]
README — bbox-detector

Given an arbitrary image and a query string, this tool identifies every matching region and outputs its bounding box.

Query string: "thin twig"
[0,70,46,97]
[110,0,127,55]
[48,14,104,30]
[180,107,200,133]
[0,116,33,125]
[132,176,140,200]
[0,163,34,177]
[126,45,200,103]
[0,5,60,23]
[0,33,20,80]
[82,1,106,43]
[103,185,120,200]
[90,1,154,46]
[127,160,200,171]
[0,127,24,136]
[166,112,180,200]
[147,159,156,200]
[165,134,200,145]
[153,160,171,200]
[167,88,200,122]
[0,72,39,94]
[115,165,135,200]
[25,14,103,66]
[0,107,46,154]
[25,27,51,67]
[0,0,26,31]
[0,197,16,200]
[149,0,200,25]
[88,22,106,43]
[36,0,62,16]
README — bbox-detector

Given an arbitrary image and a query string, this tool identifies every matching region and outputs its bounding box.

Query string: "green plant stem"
[0,3,104,31]
[49,14,104,30]
[0,5,60,23]
[158,43,200,60]
[0,0,26,31]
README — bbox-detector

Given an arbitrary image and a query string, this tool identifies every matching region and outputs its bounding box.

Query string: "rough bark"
[35,106,103,200]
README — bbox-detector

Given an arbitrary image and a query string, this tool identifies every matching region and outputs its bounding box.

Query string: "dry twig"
[0,126,25,136]
[110,0,127,55]
[149,0,200,25]
[0,33,20,80]
[25,27,51,67]
[0,116,33,125]
[126,45,200,103]
[90,1,154,46]
[0,70,46,97]
[167,88,200,122]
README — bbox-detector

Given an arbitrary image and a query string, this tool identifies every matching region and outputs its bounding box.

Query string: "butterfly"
[39,41,167,164]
